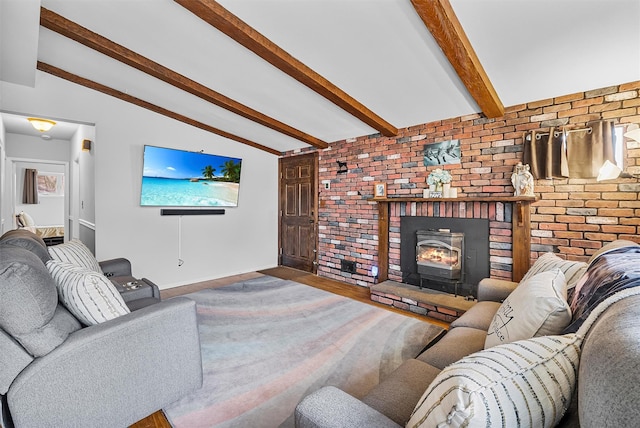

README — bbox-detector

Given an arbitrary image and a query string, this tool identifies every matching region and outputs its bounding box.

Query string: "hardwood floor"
[132,266,449,427]
[130,410,172,428]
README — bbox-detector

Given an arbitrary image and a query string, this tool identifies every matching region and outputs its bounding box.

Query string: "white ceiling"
[2,0,639,153]
[1,111,86,140]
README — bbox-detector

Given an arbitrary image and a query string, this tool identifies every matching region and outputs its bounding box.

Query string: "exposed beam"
[411,0,504,118]
[174,0,398,137]
[39,7,327,149]
[37,62,282,156]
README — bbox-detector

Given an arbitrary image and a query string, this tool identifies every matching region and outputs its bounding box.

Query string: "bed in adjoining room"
[15,211,64,246]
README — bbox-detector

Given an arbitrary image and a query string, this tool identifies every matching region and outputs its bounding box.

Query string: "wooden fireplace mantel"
[370,196,536,283]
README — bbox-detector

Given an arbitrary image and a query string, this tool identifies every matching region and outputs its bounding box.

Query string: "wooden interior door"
[279,153,317,272]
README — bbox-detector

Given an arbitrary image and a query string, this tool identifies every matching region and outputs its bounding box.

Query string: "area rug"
[163,275,444,428]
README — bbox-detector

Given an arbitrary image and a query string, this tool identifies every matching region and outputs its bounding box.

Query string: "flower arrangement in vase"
[427,168,452,193]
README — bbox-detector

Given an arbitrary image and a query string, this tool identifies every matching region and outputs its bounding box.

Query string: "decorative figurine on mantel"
[511,162,535,197]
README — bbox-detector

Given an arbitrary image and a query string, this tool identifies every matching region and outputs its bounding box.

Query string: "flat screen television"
[140,145,242,207]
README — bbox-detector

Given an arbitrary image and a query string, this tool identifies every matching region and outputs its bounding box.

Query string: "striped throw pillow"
[521,252,587,289]
[47,260,130,326]
[407,334,581,428]
[48,239,102,273]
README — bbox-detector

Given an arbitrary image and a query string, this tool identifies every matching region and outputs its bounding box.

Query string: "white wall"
[5,133,70,161]
[73,126,95,226]
[0,119,5,232]
[68,125,96,246]
[1,71,279,288]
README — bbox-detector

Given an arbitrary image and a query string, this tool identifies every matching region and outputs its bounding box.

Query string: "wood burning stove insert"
[400,217,490,298]
[416,229,464,294]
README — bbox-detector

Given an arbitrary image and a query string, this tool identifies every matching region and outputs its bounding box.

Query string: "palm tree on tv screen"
[221,160,241,183]
[202,165,215,180]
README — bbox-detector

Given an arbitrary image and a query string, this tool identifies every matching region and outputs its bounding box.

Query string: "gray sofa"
[296,241,640,427]
[0,230,203,427]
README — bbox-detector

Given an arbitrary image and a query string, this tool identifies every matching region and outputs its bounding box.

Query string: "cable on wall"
[178,215,184,266]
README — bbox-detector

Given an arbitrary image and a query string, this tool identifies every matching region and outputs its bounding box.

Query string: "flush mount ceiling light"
[27,117,56,132]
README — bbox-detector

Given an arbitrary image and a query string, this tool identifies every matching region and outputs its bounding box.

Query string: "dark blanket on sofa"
[564,245,640,333]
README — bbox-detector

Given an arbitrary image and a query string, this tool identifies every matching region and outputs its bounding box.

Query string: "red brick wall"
[284,81,640,287]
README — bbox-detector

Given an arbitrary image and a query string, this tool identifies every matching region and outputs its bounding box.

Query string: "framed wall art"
[37,172,64,197]
[373,182,387,199]
[424,139,461,166]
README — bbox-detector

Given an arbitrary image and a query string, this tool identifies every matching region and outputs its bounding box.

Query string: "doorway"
[279,153,318,273]
[0,112,95,250]
[10,158,69,242]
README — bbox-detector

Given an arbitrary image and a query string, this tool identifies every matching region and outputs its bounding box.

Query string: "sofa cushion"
[295,386,400,428]
[0,329,33,394]
[48,239,101,273]
[578,293,640,427]
[47,261,130,326]
[407,334,581,428]
[416,326,487,370]
[362,359,441,426]
[0,229,51,264]
[521,252,587,289]
[448,301,501,331]
[0,246,81,357]
[476,278,518,302]
[485,269,571,349]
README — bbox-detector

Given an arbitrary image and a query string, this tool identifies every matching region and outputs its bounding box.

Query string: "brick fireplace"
[375,196,536,284]
[368,196,535,321]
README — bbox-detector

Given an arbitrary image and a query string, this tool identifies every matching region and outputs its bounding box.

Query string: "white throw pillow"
[19,211,36,227]
[407,334,581,428]
[521,252,587,289]
[48,239,102,273]
[46,260,130,326]
[485,269,571,349]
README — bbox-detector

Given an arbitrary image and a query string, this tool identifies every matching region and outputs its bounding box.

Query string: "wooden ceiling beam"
[174,0,398,137]
[37,62,282,155]
[411,0,504,118]
[39,7,327,149]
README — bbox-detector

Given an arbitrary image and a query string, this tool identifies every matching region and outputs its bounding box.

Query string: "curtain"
[524,120,615,179]
[23,168,39,204]
[566,120,615,178]
[523,127,569,179]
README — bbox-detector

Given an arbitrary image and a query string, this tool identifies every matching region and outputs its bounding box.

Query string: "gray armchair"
[0,230,203,427]
[5,298,202,427]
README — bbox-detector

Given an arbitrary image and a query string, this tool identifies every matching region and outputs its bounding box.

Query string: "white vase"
[443,183,451,197]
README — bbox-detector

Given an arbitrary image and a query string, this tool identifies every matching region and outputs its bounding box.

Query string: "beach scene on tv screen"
[141,146,242,207]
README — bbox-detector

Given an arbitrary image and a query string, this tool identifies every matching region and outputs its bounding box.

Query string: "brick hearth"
[370,280,475,322]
